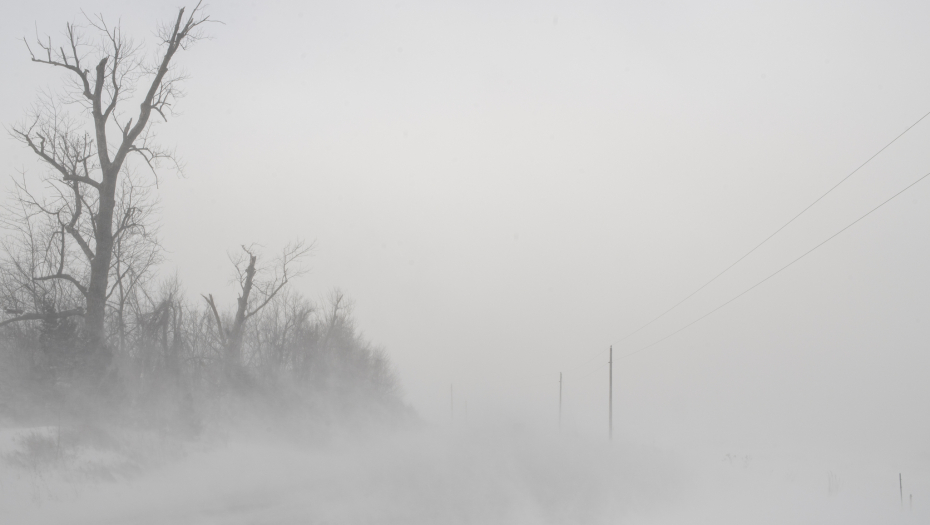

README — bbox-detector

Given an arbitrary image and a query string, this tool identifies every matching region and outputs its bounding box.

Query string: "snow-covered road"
[0,425,924,524]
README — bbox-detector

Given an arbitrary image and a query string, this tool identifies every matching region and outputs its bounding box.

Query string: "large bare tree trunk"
[226,251,257,366]
[84,177,116,356]
[9,5,211,378]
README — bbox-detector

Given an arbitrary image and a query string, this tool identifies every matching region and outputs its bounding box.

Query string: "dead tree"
[252,288,314,377]
[108,176,162,353]
[7,4,210,369]
[202,241,311,377]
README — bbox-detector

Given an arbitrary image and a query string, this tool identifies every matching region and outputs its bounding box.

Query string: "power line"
[573,357,609,381]
[607,108,930,349]
[530,107,930,389]
[562,347,609,375]
[617,168,930,361]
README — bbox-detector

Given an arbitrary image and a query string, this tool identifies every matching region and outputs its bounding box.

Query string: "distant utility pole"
[900,473,903,509]
[450,384,454,423]
[609,345,613,442]
[559,372,563,430]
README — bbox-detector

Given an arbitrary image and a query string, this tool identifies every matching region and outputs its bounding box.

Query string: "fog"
[2,0,930,523]
[2,423,926,524]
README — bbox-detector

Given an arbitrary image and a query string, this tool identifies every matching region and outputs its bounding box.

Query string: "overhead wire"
[617,168,930,361]
[607,107,930,349]
[562,347,609,375]
[551,166,930,416]
[552,106,930,374]
[513,107,930,390]
[510,169,930,425]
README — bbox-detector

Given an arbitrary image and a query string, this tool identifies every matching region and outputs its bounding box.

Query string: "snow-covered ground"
[0,423,924,524]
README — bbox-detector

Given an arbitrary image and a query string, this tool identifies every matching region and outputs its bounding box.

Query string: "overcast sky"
[3,0,930,470]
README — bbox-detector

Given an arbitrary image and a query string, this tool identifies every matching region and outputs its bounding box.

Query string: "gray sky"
[3,0,930,468]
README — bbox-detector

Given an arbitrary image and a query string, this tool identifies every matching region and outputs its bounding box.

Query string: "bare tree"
[202,241,311,377]
[0,176,88,328]
[6,4,211,371]
[251,288,314,377]
[108,175,162,352]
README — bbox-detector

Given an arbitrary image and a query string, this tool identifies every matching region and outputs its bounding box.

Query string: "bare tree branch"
[34,272,88,296]
[0,307,84,328]
[201,293,226,346]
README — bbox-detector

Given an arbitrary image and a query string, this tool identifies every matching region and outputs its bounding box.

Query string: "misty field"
[0,419,923,525]
[4,0,930,523]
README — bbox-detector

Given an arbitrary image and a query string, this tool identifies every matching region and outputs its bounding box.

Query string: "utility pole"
[450,384,454,423]
[900,473,903,509]
[559,372,563,431]
[609,345,613,442]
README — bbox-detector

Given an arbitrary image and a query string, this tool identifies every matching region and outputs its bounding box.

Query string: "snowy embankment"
[0,423,924,524]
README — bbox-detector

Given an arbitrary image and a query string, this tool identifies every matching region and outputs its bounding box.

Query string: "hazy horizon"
[2,0,930,522]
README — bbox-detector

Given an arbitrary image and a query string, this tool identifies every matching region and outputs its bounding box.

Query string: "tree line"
[0,3,404,431]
